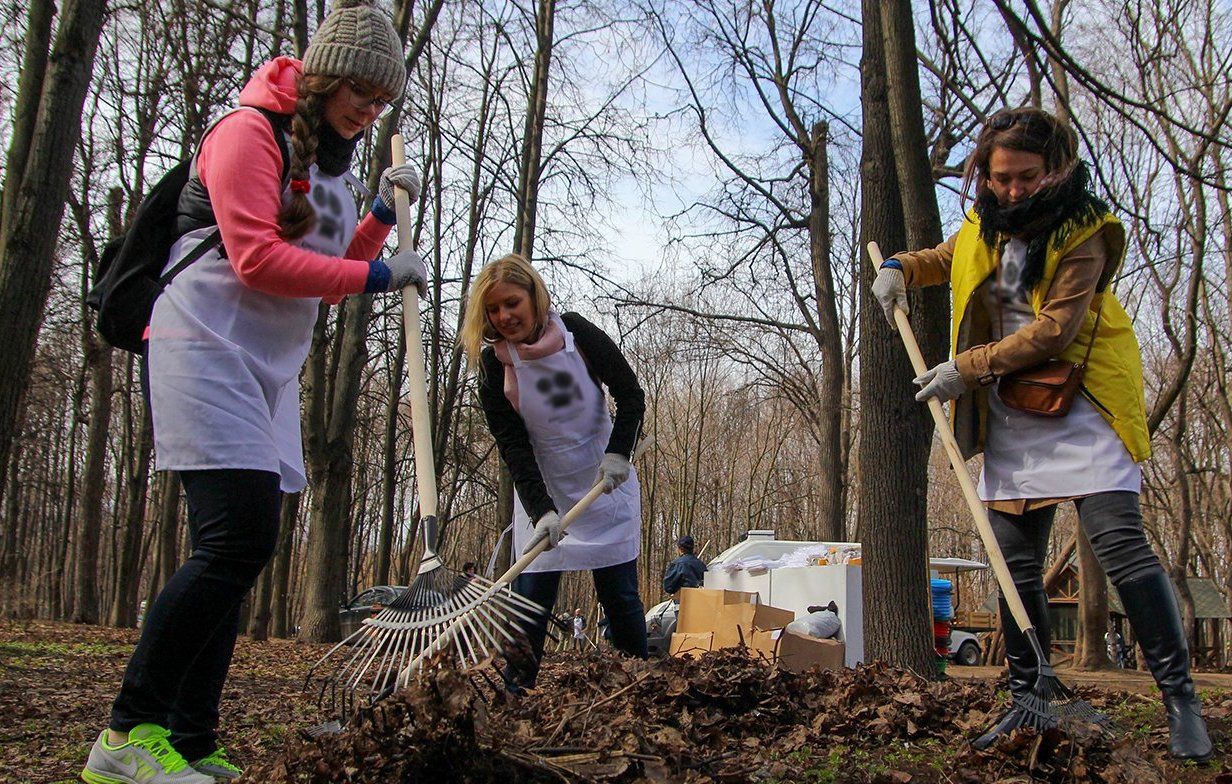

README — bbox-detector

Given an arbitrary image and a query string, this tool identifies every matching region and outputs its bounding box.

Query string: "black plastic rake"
[868,241,1112,746]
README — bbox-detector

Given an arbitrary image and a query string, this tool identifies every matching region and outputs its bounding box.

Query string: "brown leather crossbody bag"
[997,297,1103,418]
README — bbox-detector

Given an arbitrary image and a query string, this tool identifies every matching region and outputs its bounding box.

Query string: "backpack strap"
[166,107,292,282]
[158,228,221,287]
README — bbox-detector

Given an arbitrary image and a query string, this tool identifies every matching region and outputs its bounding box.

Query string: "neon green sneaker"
[189,746,242,781]
[81,724,214,784]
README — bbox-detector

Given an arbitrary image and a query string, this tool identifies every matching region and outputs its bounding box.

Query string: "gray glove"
[525,511,565,553]
[871,266,908,328]
[913,360,966,403]
[384,249,428,297]
[379,163,420,207]
[596,453,632,494]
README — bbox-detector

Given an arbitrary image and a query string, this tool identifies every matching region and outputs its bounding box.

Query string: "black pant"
[505,558,647,690]
[990,491,1163,603]
[110,469,280,760]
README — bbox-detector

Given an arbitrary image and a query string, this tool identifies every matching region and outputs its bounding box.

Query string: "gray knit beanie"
[303,0,406,100]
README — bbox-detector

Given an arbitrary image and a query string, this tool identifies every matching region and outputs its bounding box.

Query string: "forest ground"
[2,620,1229,784]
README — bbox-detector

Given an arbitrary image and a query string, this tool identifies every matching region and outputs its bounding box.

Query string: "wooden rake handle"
[392,136,439,538]
[867,241,1034,637]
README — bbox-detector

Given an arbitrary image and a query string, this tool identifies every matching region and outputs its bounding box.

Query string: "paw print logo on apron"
[507,313,641,573]
[536,371,583,409]
[306,184,345,251]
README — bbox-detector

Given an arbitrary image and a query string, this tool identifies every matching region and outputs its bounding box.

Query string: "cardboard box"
[669,631,714,659]
[776,631,845,674]
[747,628,779,663]
[676,588,758,634]
[713,602,796,650]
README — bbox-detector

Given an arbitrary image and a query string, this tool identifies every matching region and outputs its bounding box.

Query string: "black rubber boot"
[972,591,1051,750]
[1116,571,1213,762]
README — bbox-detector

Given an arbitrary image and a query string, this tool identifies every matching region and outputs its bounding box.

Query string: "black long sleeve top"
[478,312,645,523]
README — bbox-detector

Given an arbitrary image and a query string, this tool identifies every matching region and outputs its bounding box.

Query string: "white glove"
[379,163,420,207]
[384,249,427,297]
[871,265,908,328]
[524,511,564,554]
[595,453,632,494]
[913,360,966,403]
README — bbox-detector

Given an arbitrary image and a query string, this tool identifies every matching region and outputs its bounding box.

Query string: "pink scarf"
[491,313,564,411]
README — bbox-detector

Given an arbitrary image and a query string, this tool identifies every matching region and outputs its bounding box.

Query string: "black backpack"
[87,108,290,354]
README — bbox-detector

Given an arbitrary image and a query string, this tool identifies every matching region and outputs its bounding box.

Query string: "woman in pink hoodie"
[82,3,418,783]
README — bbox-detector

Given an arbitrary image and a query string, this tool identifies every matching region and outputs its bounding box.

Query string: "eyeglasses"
[343,79,393,116]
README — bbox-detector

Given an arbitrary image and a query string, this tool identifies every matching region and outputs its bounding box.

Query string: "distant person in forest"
[873,106,1210,761]
[460,253,647,691]
[662,534,707,595]
[82,3,425,783]
[571,608,587,651]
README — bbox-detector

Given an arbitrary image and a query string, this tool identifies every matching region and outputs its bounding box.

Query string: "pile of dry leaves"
[242,647,1222,783]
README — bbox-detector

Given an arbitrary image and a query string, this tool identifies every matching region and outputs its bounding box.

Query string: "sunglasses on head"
[988,110,1048,132]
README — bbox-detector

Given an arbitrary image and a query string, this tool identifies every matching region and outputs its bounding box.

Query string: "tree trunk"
[270,491,299,638]
[110,403,154,628]
[375,327,406,586]
[0,0,108,510]
[146,471,181,611]
[512,0,556,260]
[248,561,274,641]
[806,121,845,542]
[299,299,370,642]
[857,0,937,676]
[71,333,113,624]
[1074,527,1112,669]
[880,0,948,355]
[0,0,54,231]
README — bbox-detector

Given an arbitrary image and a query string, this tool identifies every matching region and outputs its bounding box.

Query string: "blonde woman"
[461,254,646,690]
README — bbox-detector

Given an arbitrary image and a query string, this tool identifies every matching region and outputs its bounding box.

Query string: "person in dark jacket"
[662,534,707,594]
[460,253,647,691]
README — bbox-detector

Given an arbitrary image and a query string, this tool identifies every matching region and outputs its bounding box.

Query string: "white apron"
[148,162,360,493]
[508,314,641,572]
[976,239,1141,501]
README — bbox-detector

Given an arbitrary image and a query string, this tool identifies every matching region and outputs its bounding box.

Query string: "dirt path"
[949,664,1232,695]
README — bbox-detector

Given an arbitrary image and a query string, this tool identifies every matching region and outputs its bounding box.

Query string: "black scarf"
[973,161,1108,292]
[315,121,361,176]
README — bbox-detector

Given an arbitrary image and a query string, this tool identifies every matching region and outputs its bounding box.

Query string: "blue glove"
[365,250,427,296]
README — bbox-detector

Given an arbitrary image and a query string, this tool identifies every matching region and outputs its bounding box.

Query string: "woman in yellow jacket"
[873,107,1210,760]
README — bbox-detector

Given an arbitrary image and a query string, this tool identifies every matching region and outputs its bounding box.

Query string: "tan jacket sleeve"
[892,233,959,288]
[954,231,1108,386]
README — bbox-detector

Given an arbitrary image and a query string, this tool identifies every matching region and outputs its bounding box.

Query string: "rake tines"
[971,629,1113,750]
[306,571,546,717]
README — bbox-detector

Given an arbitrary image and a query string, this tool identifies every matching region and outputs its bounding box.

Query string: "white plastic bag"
[785,609,841,639]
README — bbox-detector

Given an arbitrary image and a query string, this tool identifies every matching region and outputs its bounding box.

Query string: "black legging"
[110,468,280,760]
[504,558,647,690]
[991,490,1163,601]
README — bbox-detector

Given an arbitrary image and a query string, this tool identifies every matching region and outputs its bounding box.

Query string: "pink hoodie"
[196,57,392,299]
